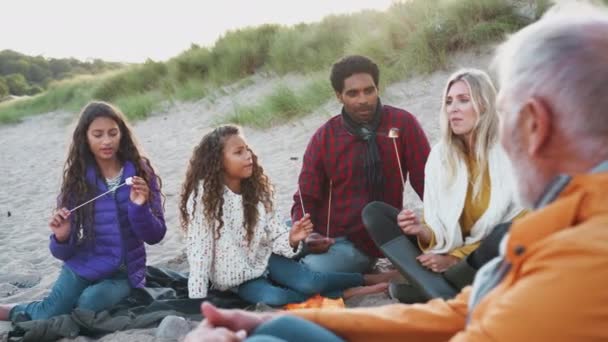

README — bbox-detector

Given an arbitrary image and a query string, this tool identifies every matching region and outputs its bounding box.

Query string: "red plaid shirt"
[292,105,430,257]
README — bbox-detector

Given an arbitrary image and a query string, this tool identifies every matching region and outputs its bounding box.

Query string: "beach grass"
[223,75,332,128]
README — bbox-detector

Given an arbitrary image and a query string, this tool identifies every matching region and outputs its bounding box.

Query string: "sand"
[0,47,493,341]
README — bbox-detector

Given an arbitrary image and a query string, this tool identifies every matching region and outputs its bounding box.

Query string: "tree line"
[0,49,122,99]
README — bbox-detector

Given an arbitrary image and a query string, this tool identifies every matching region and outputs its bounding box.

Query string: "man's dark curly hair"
[330,55,380,93]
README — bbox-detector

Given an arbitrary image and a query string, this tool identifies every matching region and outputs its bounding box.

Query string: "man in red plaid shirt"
[292,55,431,273]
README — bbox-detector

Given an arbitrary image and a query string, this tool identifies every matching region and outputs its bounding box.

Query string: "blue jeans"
[300,237,376,274]
[10,265,131,321]
[248,315,344,342]
[237,254,363,306]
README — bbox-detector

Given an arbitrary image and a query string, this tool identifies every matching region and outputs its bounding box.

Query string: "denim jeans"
[10,265,131,321]
[237,254,363,306]
[299,237,376,274]
[248,315,344,342]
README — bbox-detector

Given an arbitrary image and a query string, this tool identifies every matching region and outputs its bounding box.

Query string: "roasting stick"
[69,177,133,213]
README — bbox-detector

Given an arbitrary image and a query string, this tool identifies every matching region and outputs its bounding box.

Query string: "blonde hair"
[439,68,499,199]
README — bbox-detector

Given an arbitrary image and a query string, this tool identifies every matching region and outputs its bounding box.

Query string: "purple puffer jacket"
[49,161,166,288]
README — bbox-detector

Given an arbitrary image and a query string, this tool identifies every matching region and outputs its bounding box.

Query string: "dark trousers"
[362,201,510,300]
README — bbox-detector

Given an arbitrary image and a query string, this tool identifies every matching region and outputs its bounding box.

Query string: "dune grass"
[172,78,209,102]
[114,91,165,120]
[0,76,99,124]
[224,75,332,128]
[1,0,537,125]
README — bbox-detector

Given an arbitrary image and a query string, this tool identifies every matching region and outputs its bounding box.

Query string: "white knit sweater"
[423,142,524,254]
[186,187,301,298]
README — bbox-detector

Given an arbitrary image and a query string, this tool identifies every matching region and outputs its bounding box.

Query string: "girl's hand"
[397,209,425,236]
[129,176,150,205]
[417,253,460,273]
[49,208,71,242]
[289,214,314,248]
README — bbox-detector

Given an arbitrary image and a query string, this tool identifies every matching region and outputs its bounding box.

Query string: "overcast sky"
[1,0,394,63]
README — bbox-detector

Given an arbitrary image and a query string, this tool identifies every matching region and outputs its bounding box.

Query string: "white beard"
[511,155,545,209]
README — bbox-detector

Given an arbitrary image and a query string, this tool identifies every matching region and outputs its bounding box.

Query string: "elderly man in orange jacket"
[184,2,608,341]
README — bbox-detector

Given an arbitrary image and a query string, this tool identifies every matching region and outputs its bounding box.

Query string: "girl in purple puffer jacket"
[0,101,166,322]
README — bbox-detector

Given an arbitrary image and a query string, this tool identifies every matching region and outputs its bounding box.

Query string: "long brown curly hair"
[60,101,163,242]
[179,125,273,244]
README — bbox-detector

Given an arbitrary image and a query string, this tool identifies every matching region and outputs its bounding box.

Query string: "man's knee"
[289,277,325,295]
[300,254,335,273]
[301,252,371,274]
[245,291,294,307]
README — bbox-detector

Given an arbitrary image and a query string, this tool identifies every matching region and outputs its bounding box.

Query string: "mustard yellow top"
[420,154,525,259]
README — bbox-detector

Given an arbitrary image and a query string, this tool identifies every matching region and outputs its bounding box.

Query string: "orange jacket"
[293,173,608,341]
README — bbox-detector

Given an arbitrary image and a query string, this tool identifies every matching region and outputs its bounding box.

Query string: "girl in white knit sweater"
[179,125,389,306]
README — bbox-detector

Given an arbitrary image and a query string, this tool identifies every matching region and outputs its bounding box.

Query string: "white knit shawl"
[422,142,523,254]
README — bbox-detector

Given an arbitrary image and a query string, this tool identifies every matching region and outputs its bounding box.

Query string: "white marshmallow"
[388,128,400,138]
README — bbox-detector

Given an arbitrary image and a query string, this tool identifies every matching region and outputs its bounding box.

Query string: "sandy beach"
[0,48,493,341]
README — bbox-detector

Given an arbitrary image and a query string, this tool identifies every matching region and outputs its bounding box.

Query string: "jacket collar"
[85,160,136,192]
[506,161,608,263]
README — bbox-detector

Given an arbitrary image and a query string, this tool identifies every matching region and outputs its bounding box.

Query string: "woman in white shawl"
[364,68,525,278]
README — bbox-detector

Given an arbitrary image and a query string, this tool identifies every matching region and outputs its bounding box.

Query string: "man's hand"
[304,232,335,254]
[184,320,247,342]
[417,253,460,273]
[289,214,314,248]
[203,302,277,333]
[185,303,282,341]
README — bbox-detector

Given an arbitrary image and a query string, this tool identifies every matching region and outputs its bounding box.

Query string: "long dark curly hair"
[179,125,273,244]
[60,101,163,242]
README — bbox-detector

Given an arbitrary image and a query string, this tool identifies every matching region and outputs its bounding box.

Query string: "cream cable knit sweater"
[186,187,301,298]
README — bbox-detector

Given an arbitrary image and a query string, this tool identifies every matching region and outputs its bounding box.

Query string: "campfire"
[283,295,345,310]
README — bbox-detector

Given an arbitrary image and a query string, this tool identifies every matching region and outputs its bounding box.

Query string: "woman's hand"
[129,176,150,205]
[49,207,71,242]
[289,214,314,248]
[417,253,460,273]
[397,209,427,236]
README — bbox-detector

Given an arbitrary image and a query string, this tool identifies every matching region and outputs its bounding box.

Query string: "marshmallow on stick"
[290,157,306,216]
[69,177,133,213]
[388,128,406,187]
[326,179,333,237]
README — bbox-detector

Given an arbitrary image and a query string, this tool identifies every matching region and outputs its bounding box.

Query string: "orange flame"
[283,294,345,310]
